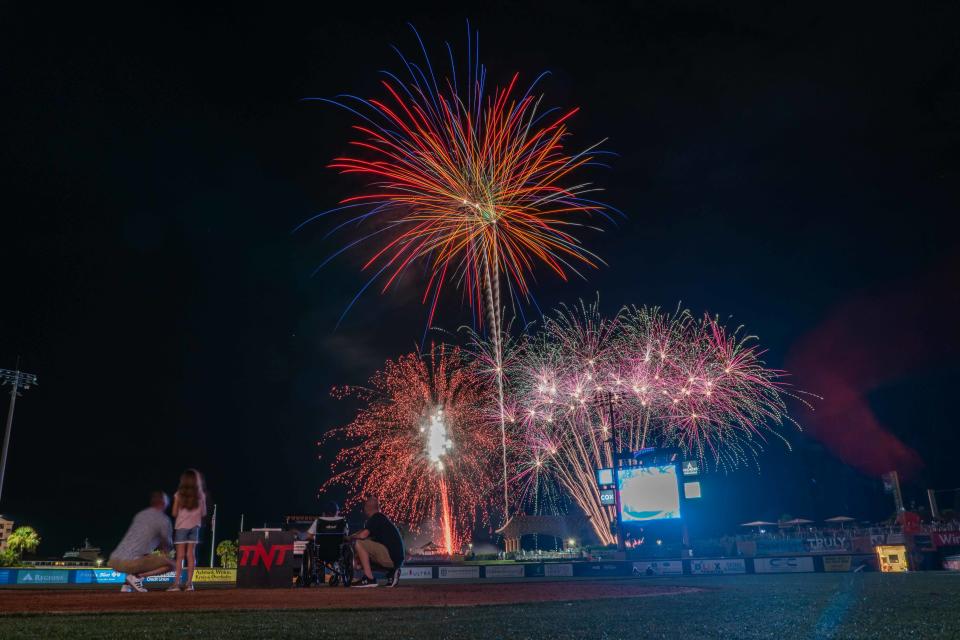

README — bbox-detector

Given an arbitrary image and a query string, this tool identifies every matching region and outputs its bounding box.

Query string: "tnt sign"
[237,531,297,588]
[239,540,293,570]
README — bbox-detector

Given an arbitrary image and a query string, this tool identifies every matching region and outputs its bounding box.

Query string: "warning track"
[0,580,699,614]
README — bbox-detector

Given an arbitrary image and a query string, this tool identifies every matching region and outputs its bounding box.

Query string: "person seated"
[308,500,348,540]
[348,495,404,588]
[299,500,349,586]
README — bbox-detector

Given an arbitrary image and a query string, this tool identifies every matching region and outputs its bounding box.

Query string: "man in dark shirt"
[349,495,404,588]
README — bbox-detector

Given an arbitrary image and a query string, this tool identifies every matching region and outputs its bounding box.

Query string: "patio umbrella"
[780,518,814,526]
[740,521,776,528]
[780,518,814,532]
[825,516,855,529]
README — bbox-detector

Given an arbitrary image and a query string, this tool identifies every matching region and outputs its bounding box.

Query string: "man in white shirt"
[109,491,175,592]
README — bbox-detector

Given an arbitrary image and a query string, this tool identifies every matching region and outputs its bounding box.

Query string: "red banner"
[932,531,960,547]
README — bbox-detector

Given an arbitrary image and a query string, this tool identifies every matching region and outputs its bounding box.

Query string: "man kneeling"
[109,491,176,592]
[349,496,404,588]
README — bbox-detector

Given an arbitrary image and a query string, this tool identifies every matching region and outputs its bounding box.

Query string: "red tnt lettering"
[239,540,293,571]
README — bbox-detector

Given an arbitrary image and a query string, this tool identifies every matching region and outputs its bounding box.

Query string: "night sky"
[3,3,959,559]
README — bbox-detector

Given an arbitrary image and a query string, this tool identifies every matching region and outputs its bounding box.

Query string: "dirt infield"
[0,580,699,614]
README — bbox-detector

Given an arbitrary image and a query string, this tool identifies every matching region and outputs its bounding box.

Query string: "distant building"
[20,539,105,568]
[63,539,102,565]
[0,515,12,552]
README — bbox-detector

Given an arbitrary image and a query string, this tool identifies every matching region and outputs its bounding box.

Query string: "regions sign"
[754,557,815,573]
[690,559,746,575]
[16,570,69,585]
[633,560,683,576]
[484,565,525,578]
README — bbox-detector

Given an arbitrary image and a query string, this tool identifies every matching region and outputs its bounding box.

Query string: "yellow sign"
[192,568,237,583]
[876,545,908,572]
[822,555,852,572]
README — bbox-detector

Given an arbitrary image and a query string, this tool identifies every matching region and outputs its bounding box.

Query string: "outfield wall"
[0,567,236,586]
[0,555,882,586]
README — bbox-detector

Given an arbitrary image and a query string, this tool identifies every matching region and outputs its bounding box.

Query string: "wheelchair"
[297,517,354,587]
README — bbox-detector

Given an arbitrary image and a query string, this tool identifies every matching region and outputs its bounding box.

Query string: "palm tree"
[215,540,237,568]
[7,526,40,558]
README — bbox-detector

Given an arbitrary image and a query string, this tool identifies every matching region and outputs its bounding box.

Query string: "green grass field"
[1,573,958,639]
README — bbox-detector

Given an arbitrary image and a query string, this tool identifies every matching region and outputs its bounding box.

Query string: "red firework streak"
[304,24,616,330]
[306,25,618,524]
[324,344,503,552]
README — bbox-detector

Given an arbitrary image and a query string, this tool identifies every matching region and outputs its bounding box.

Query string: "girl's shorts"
[174,526,201,544]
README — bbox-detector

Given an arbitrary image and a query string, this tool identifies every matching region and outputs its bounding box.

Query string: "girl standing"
[169,468,207,591]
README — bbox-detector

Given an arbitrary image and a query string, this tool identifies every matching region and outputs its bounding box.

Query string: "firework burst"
[507,300,805,543]
[323,344,501,553]
[305,24,617,520]
[304,24,614,328]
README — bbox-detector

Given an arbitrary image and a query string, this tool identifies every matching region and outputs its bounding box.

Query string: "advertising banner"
[438,566,480,579]
[193,568,237,583]
[400,566,434,580]
[633,560,683,576]
[144,571,176,583]
[756,538,805,555]
[754,557,815,573]
[805,537,850,553]
[822,556,852,572]
[237,531,297,588]
[932,531,960,548]
[573,562,629,577]
[16,569,69,585]
[943,555,960,571]
[74,569,126,584]
[544,563,574,577]
[690,558,746,575]
[484,565,524,578]
[0,569,14,585]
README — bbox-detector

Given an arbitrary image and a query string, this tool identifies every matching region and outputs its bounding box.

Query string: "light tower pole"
[0,366,38,506]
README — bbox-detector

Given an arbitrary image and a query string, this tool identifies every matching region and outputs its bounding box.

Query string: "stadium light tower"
[0,366,38,505]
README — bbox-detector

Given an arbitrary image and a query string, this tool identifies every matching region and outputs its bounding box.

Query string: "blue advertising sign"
[16,569,70,585]
[75,569,126,584]
[0,569,14,585]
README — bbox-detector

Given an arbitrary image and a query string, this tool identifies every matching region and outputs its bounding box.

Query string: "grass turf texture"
[1,573,958,639]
